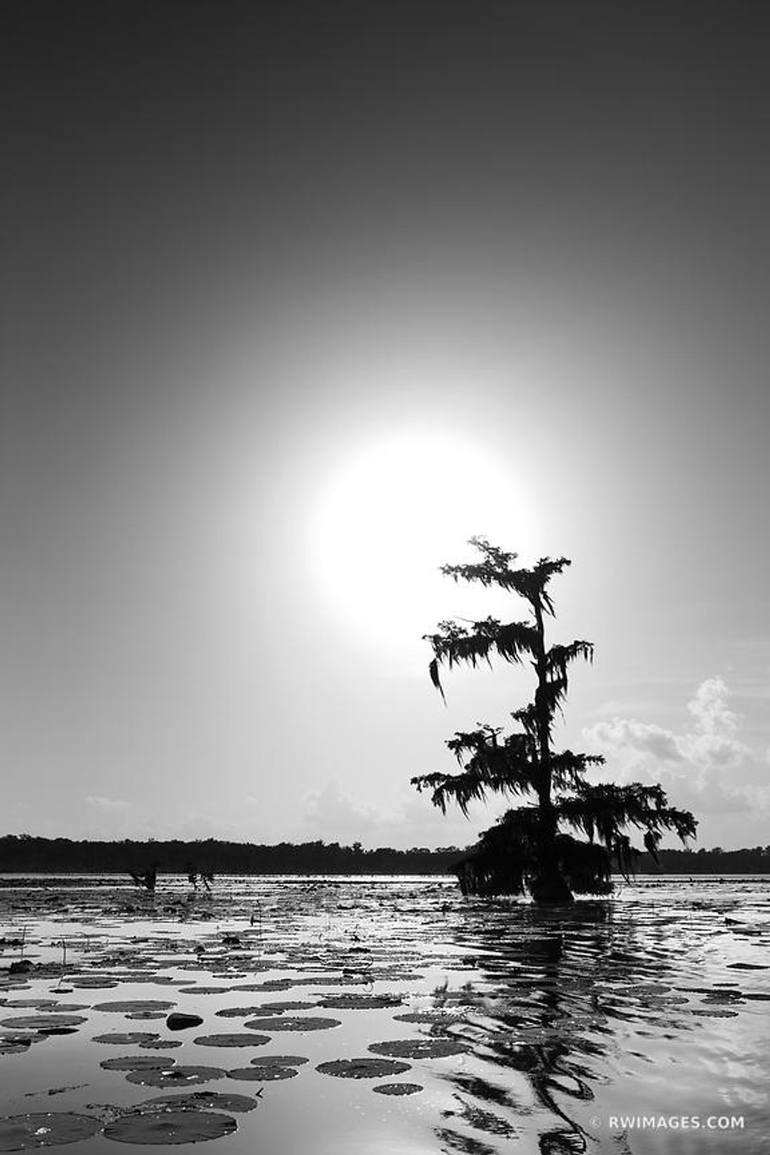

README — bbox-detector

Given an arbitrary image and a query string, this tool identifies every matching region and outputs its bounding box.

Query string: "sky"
[2,1,769,852]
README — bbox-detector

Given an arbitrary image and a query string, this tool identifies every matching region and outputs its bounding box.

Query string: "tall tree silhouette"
[412,538,697,901]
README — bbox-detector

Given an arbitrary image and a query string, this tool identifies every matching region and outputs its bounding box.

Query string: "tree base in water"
[528,873,574,904]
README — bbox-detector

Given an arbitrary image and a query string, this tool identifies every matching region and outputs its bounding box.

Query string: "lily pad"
[0,1016,87,1032]
[103,1108,236,1145]
[316,1058,411,1079]
[372,1082,424,1095]
[176,987,230,996]
[688,1008,739,1018]
[125,1066,225,1088]
[92,1001,175,1014]
[0,1000,59,1009]
[100,1056,178,1071]
[393,1012,463,1024]
[0,1112,101,1150]
[70,977,118,989]
[121,976,177,986]
[216,1002,314,1017]
[242,1016,340,1033]
[93,1033,159,1045]
[140,1091,258,1113]
[369,1038,468,1059]
[227,1066,298,1081]
[212,1007,264,1019]
[192,1034,270,1047]
[250,1054,308,1066]
[295,975,370,987]
[0,1040,30,1055]
[318,994,402,1010]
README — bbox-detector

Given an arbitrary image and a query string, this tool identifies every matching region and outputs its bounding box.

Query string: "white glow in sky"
[311,428,536,653]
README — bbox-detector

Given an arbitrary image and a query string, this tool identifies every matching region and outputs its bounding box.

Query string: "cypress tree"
[412,538,697,902]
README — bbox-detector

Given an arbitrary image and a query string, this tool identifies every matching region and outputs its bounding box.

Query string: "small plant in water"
[249,900,263,950]
[432,977,449,1006]
[129,864,159,893]
[53,939,69,990]
[186,865,215,893]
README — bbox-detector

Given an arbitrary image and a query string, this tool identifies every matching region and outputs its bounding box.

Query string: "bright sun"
[310,428,537,653]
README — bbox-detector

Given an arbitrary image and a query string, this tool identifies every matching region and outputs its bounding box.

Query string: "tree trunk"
[531,600,573,903]
[530,864,574,903]
[530,800,574,902]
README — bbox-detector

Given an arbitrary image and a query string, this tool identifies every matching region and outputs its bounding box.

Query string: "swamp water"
[0,875,768,1154]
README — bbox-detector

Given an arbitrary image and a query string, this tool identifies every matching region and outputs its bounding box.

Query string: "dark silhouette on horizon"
[0,835,463,876]
[1,835,765,877]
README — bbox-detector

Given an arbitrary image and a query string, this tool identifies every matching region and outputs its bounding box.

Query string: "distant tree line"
[1,836,770,877]
[637,845,770,875]
[0,836,464,876]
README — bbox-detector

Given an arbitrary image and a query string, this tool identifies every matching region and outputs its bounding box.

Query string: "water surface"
[1,875,768,1153]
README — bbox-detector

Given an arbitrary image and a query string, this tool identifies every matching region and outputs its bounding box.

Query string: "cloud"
[85,795,132,810]
[300,780,380,841]
[297,778,478,850]
[583,677,767,817]
[585,719,683,763]
[686,677,740,736]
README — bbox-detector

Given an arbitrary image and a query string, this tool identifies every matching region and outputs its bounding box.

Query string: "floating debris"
[166,1013,202,1031]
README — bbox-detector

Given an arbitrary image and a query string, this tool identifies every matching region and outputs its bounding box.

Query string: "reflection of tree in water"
[434,902,677,1155]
